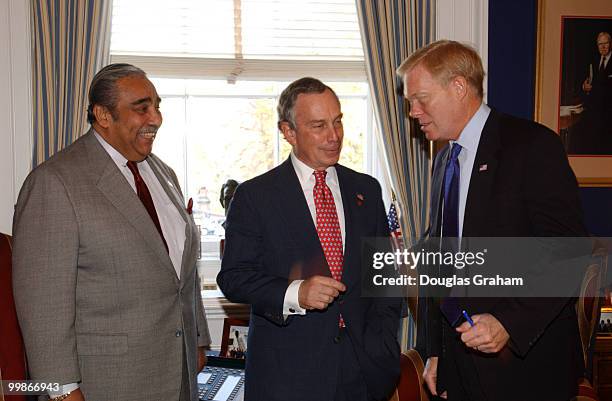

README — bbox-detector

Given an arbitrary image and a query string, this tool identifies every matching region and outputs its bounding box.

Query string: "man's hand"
[423,357,447,399]
[198,346,207,372]
[298,275,346,310]
[583,79,593,93]
[59,389,85,401]
[456,313,510,353]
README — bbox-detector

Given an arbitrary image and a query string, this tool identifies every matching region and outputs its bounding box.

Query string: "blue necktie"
[440,143,463,326]
[443,143,462,240]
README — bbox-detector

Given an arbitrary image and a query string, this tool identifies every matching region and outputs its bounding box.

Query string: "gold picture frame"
[535,0,612,186]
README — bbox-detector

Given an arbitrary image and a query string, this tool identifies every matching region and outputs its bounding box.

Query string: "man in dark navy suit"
[217,77,401,401]
[398,41,587,401]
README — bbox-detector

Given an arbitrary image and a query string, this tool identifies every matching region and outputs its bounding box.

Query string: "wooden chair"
[574,243,609,401]
[388,349,430,401]
[0,233,27,401]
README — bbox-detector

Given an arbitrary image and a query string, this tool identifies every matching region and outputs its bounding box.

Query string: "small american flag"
[387,203,404,270]
[388,203,401,235]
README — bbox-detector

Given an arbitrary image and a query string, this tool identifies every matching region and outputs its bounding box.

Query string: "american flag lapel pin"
[186,198,193,215]
[479,164,488,172]
[356,193,364,206]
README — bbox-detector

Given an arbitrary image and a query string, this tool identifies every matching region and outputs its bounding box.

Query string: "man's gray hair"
[87,63,146,124]
[277,77,339,130]
[597,31,611,43]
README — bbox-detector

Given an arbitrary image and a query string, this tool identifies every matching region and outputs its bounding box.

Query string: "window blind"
[110,0,365,81]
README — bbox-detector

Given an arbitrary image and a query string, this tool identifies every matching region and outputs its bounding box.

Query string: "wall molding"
[0,0,33,234]
[436,0,489,101]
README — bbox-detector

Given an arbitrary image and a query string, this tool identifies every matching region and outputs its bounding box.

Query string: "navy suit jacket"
[419,109,587,401]
[217,158,401,401]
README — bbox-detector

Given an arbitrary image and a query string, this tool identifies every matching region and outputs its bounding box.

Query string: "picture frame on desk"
[535,0,612,186]
[220,318,249,360]
[598,308,612,335]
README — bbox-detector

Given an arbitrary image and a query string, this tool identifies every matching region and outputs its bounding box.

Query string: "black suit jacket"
[421,109,587,401]
[217,158,401,401]
[585,56,612,115]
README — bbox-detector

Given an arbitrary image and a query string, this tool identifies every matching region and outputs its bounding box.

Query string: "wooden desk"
[594,336,612,399]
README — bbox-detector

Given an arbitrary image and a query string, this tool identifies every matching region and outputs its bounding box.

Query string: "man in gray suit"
[12,64,210,401]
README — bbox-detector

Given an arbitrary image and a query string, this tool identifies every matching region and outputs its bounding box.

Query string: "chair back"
[573,242,609,401]
[388,349,430,401]
[0,233,27,401]
[577,244,608,368]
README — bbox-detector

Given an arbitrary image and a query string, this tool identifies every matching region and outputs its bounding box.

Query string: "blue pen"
[462,310,475,327]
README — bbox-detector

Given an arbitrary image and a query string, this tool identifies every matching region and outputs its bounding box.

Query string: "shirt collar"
[452,103,491,153]
[290,152,339,187]
[93,129,146,167]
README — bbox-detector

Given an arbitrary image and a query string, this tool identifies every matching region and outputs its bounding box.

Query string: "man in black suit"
[578,31,612,154]
[217,77,401,401]
[398,40,587,400]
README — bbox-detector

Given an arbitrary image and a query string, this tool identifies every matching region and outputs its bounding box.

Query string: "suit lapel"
[463,110,502,237]
[272,159,329,279]
[83,132,176,279]
[335,165,359,292]
[146,156,194,284]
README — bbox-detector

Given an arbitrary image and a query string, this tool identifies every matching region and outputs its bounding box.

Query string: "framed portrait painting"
[535,0,612,186]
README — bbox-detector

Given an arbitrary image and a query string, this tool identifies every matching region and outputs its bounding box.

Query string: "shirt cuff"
[283,279,306,318]
[48,383,79,398]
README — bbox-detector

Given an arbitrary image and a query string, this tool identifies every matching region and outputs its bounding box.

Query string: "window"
[110,0,384,289]
[111,0,364,59]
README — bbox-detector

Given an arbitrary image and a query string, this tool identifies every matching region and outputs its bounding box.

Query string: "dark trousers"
[442,331,486,401]
[334,328,368,401]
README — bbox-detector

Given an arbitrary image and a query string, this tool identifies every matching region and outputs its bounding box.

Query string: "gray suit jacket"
[12,130,211,401]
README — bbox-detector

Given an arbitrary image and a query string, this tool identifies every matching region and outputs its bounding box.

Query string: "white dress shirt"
[282,152,346,317]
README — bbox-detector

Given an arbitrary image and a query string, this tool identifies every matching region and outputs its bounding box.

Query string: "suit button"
[333,335,341,344]
[289,308,296,313]
[175,329,183,337]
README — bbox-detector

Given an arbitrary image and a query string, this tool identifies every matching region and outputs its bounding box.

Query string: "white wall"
[0,0,33,234]
[436,0,489,100]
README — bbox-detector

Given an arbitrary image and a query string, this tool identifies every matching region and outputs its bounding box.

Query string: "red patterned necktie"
[126,161,169,253]
[313,170,344,327]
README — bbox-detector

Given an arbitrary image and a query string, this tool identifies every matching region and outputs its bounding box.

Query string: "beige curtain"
[31,0,112,165]
[356,0,435,349]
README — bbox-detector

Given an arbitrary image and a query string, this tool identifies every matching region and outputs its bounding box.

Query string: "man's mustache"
[138,126,159,136]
